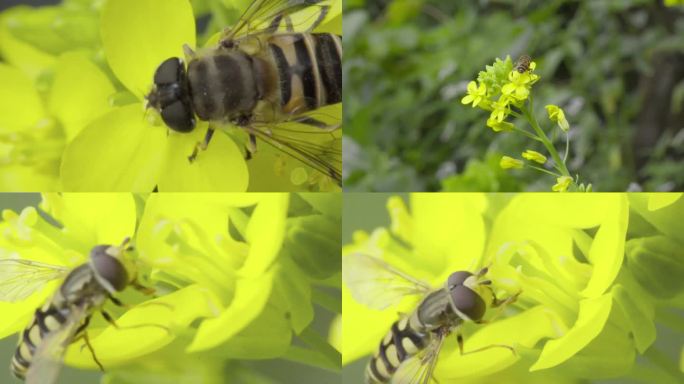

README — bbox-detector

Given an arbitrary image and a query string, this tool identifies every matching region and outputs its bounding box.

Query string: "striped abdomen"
[268,33,342,114]
[365,312,430,384]
[11,302,73,379]
[186,33,341,125]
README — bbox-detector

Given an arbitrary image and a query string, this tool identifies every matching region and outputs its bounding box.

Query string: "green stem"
[563,132,570,163]
[525,164,561,177]
[511,125,542,142]
[523,96,570,177]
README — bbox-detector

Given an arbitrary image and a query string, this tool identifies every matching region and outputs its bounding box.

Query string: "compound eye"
[154,57,183,85]
[451,285,486,321]
[161,100,195,132]
[90,245,128,292]
[447,271,473,288]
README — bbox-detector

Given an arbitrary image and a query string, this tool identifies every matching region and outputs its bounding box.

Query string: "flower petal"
[157,127,248,192]
[647,193,682,211]
[581,195,628,298]
[530,292,613,371]
[40,193,137,247]
[411,193,487,277]
[241,194,289,276]
[0,63,45,131]
[101,0,196,99]
[65,284,217,368]
[437,306,567,379]
[48,52,116,141]
[61,105,167,191]
[187,269,275,352]
[0,12,56,80]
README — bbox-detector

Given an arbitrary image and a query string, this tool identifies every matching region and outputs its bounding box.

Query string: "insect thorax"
[187,51,261,123]
[417,289,462,330]
[58,264,108,307]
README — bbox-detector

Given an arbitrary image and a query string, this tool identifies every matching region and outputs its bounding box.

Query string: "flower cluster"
[343,194,684,383]
[0,193,341,382]
[462,56,539,131]
[461,56,590,192]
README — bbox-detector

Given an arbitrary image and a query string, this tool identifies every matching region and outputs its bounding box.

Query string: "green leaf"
[625,236,684,298]
[612,284,656,353]
[48,52,116,141]
[274,258,314,334]
[61,105,167,192]
[288,327,341,372]
[101,0,196,99]
[283,215,341,279]
[530,292,613,371]
[213,303,292,359]
[156,126,249,192]
[298,193,342,219]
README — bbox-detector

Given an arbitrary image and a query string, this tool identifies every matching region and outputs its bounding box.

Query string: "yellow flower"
[500,156,524,169]
[545,105,570,132]
[552,176,573,192]
[490,96,510,122]
[461,81,487,108]
[522,149,547,164]
[487,118,514,132]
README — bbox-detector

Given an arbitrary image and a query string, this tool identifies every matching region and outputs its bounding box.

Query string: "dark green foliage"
[343,0,684,191]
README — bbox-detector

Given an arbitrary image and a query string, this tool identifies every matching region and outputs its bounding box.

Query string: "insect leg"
[477,290,522,325]
[100,310,172,334]
[107,295,130,309]
[242,133,257,161]
[73,316,105,372]
[130,280,156,296]
[187,127,216,163]
[82,332,105,372]
[456,329,516,356]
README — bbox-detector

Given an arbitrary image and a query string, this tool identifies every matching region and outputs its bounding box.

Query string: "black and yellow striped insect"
[343,254,520,384]
[146,0,342,185]
[514,54,532,73]
[0,238,160,384]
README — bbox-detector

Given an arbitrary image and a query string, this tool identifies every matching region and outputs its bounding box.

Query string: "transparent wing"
[343,253,432,310]
[246,119,342,185]
[25,305,88,384]
[392,329,447,384]
[0,259,69,302]
[225,0,333,41]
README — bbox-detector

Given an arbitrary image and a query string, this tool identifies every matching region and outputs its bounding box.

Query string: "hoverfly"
[343,254,520,384]
[514,54,532,73]
[146,0,342,186]
[1,238,163,384]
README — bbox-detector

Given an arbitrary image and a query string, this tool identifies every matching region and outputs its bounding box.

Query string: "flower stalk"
[461,56,591,191]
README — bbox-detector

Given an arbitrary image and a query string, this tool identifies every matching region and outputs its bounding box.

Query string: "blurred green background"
[0,194,340,384]
[342,0,684,192]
